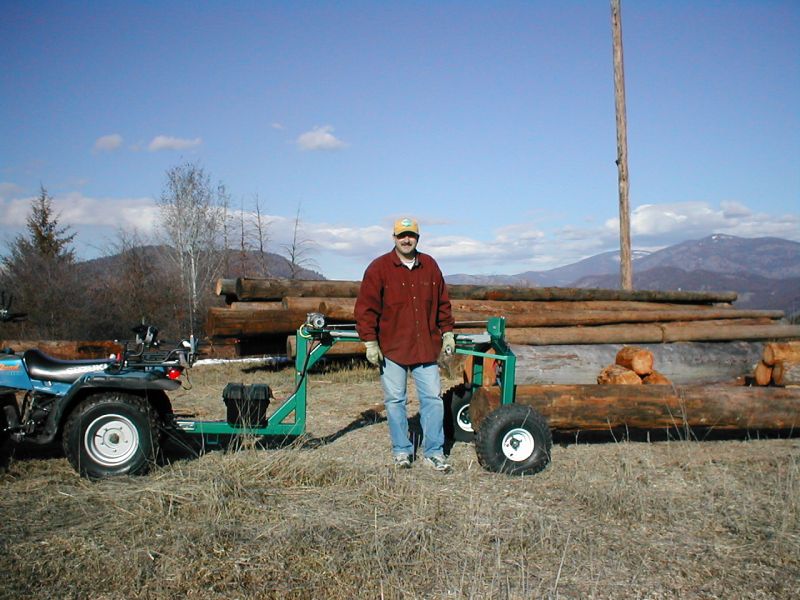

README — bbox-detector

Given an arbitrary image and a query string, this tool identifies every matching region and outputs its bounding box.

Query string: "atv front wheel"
[63,392,160,479]
[475,404,552,476]
[0,393,17,471]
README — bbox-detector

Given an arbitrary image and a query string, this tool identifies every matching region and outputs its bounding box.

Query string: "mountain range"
[446,234,800,316]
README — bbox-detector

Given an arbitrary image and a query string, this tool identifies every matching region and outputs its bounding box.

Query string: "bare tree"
[158,163,227,335]
[282,205,319,279]
[253,194,271,276]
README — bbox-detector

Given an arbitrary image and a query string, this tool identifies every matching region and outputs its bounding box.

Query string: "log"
[469,384,800,432]
[0,340,122,360]
[449,299,727,313]
[215,278,238,297]
[597,364,642,384]
[615,346,654,375]
[505,323,665,345]
[659,319,800,342]
[453,308,784,328]
[642,370,671,385]
[753,361,773,386]
[772,361,800,386]
[509,342,765,385]
[762,341,800,366]
[206,307,315,337]
[503,321,800,346]
[282,297,356,321]
[220,277,739,304]
[229,302,285,311]
[236,278,361,301]
[446,285,739,304]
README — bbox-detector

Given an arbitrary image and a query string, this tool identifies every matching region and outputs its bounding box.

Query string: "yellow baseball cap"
[393,217,419,236]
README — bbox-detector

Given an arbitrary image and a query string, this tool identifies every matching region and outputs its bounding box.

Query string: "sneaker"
[393,454,412,469]
[423,455,451,472]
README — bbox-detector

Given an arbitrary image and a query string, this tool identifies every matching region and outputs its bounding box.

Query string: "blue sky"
[1,1,798,280]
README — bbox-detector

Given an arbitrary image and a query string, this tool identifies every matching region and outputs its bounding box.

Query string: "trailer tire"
[443,384,474,442]
[475,404,552,476]
[62,392,160,479]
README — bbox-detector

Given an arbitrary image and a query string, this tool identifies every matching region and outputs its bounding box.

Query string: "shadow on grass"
[160,407,388,465]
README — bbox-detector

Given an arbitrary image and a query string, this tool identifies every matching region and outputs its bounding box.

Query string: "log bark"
[615,346,654,375]
[753,361,773,386]
[469,384,800,432]
[772,361,800,386]
[509,342,764,385]
[220,277,739,304]
[762,341,800,366]
[597,364,642,384]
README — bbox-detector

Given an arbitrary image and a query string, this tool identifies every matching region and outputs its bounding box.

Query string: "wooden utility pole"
[611,0,633,290]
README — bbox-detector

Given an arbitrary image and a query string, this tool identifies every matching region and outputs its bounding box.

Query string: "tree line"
[0,163,319,342]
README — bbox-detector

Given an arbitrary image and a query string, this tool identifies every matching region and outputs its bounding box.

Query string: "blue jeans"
[380,357,445,458]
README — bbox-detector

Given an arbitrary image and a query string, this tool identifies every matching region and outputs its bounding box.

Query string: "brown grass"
[1,360,798,599]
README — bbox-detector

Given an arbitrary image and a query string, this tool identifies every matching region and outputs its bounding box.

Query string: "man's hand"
[364,340,384,366]
[442,331,456,355]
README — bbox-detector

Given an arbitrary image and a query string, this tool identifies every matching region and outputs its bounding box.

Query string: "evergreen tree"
[1,186,82,338]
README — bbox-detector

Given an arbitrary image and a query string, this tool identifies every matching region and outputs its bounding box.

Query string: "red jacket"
[355,250,454,365]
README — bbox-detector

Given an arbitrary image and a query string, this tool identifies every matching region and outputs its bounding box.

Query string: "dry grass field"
[1,359,798,599]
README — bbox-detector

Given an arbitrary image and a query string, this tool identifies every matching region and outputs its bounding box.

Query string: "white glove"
[442,331,456,355]
[364,340,384,366]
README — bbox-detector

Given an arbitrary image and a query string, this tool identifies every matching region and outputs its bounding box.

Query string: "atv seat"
[23,349,114,384]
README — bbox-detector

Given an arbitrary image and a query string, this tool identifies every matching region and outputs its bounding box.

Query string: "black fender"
[34,372,178,445]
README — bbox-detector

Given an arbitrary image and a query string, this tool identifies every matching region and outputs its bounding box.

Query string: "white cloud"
[599,201,800,246]
[93,134,123,152]
[296,126,347,151]
[0,182,24,201]
[148,135,203,152]
[0,192,159,236]
[271,122,285,130]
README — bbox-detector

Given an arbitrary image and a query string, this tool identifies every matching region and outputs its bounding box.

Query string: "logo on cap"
[393,218,419,236]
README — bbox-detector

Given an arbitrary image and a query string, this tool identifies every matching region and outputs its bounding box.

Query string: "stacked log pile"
[209,278,800,366]
[211,278,800,433]
[753,341,800,386]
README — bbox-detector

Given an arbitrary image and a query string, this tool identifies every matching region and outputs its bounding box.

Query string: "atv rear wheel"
[62,392,160,479]
[475,404,552,476]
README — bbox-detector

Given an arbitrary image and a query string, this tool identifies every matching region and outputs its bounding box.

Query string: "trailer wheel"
[475,404,552,476]
[444,384,474,442]
[62,392,160,479]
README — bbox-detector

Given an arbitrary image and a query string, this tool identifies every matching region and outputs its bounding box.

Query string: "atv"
[0,299,197,478]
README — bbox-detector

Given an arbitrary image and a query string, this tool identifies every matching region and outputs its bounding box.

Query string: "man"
[355,217,456,471]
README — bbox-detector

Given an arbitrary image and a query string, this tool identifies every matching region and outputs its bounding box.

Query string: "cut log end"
[598,364,642,385]
[615,345,654,375]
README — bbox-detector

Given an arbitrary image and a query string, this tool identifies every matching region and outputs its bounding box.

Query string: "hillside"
[447,234,800,314]
[77,245,325,281]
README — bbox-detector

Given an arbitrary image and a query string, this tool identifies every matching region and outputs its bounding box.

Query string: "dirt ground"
[1,360,798,599]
